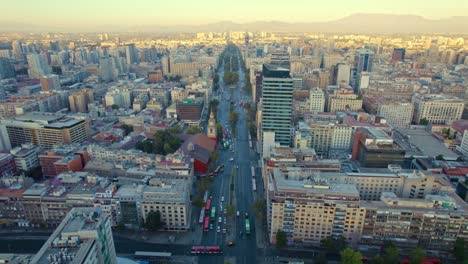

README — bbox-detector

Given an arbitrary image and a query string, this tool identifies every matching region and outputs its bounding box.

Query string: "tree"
[111,104,119,110]
[216,123,223,140]
[23,166,43,181]
[144,211,162,231]
[192,198,205,208]
[340,248,363,264]
[187,126,201,135]
[229,111,239,126]
[382,246,400,264]
[120,124,133,135]
[435,154,445,160]
[321,237,335,252]
[368,256,383,264]
[276,230,287,248]
[419,118,429,125]
[409,247,425,264]
[454,238,466,263]
[252,199,266,221]
[226,205,236,217]
[210,152,218,163]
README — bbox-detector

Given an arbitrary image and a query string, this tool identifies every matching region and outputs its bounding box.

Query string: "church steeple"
[207,110,217,141]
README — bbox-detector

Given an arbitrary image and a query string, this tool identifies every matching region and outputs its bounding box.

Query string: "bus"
[205,199,212,212]
[214,165,224,175]
[190,246,223,255]
[252,179,256,192]
[210,206,216,220]
[203,216,210,232]
[203,191,209,202]
[251,166,255,178]
[135,251,172,261]
[245,218,251,235]
[198,208,205,224]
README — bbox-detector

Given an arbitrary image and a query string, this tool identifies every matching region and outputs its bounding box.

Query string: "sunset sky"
[2,0,465,26]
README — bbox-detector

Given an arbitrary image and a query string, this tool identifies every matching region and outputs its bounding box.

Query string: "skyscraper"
[0,58,16,80]
[27,53,51,78]
[69,89,94,113]
[354,48,374,73]
[270,51,290,69]
[261,64,294,146]
[40,74,61,91]
[99,56,118,82]
[125,44,139,64]
[336,63,351,86]
[392,48,406,62]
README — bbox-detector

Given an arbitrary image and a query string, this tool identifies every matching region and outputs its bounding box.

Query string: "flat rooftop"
[394,128,459,159]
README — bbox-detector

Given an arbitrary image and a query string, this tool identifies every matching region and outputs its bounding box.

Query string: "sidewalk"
[114,227,202,245]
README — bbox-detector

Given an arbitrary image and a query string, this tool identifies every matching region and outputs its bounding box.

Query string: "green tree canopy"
[340,248,363,264]
[454,238,466,263]
[276,230,287,248]
[382,246,400,264]
[111,104,119,110]
[144,211,162,231]
[187,125,202,135]
[409,247,425,264]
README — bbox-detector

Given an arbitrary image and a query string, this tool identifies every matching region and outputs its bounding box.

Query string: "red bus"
[191,246,205,254]
[203,216,210,232]
[400,258,441,264]
[205,246,222,254]
[205,199,212,212]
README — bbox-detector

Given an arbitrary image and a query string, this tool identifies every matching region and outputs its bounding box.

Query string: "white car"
[236,211,240,217]
[229,158,234,161]
[221,196,225,202]
[217,226,221,233]
[218,217,222,223]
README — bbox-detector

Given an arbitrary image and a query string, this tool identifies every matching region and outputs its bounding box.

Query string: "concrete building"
[354,48,374,73]
[99,56,118,82]
[363,97,414,128]
[31,207,117,264]
[69,89,94,113]
[0,153,16,177]
[352,128,405,168]
[1,112,87,149]
[0,58,16,80]
[176,98,203,126]
[27,53,50,78]
[327,88,363,112]
[40,74,61,91]
[336,63,351,86]
[412,94,464,125]
[10,144,41,172]
[261,64,294,146]
[140,177,191,231]
[309,87,325,113]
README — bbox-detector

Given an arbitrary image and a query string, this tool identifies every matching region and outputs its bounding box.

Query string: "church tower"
[207,110,217,141]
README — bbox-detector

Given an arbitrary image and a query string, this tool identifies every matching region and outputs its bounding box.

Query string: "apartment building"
[412,93,464,125]
[309,87,325,113]
[327,88,363,112]
[363,97,414,128]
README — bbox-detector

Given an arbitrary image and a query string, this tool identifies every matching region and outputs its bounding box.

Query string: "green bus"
[245,218,250,235]
[210,206,216,220]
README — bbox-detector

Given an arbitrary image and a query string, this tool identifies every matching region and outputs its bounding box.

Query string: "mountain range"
[1,14,468,33]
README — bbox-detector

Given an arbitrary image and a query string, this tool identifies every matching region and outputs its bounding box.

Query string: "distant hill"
[1,14,468,33]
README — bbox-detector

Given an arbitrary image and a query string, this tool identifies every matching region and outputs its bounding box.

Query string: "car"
[229,158,234,161]
[221,196,225,202]
[239,231,243,237]
[227,240,235,246]
[224,209,227,214]
[245,212,249,218]
[210,224,213,230]
[236,211,240,217]
[218,217,222,223]
[217,226,221,233]
[223,228,226,234]
[236,165,239,169]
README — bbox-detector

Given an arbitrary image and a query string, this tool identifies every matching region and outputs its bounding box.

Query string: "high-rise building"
[412,94,464,125]
[125,44,139,65]
[354,48,374,73]
[12,40,24,62]
[49,41,60,52]
[392,48,406,62]
[27,53,51,78]
[10,144,41,172]
[39,74,61,91]
[261,64,294,146]
[31,207,117,264]
[363,97,414,128]
[69,89,94,113]
[1,112,87,149]
[270,51,290,69]
[99,56,118,82]
[336,63,351,86]
[0,58,16,79]
[309,87,325,113]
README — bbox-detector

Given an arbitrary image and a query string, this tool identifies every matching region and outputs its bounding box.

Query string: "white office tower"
[125,44,139,64]
[99,56,118,82]
[309,87,325,113]
[357,72,370,90]
[31,207,117,264]
[27,53,51,78]
[336,63,351,86]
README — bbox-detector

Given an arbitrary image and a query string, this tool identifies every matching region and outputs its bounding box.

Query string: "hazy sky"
[2,0,466,26]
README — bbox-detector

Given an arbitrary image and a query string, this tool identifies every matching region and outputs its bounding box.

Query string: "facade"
[0,58,16,80]
[69,89,94,113]
[31,207,117,264]
[327,88,363,112]
[10,144,41,172]
[1,112,87,149]
[363,97,414,128]
[40,74,61,91]
[412,93,464,125]
[176,98,203,125]
[261,64,294,146]
[309,87,325,113]
[0,153,16,177]
[457,132,468,159]
[336,63,351,86]
[354,48,374,73]
[27,53,50,78]
[352,128,405,168]
[392,48,406,62]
